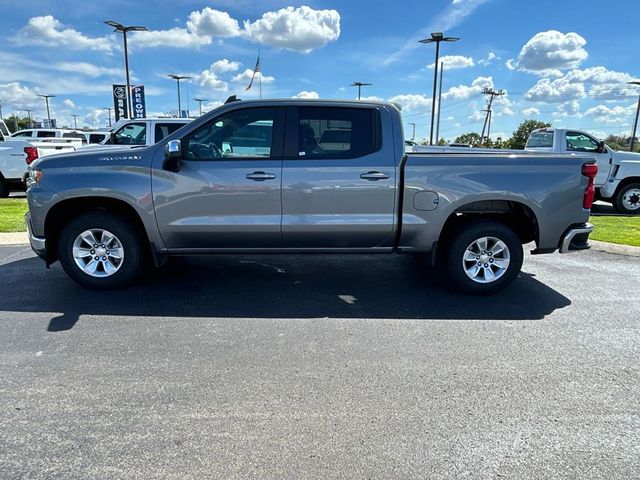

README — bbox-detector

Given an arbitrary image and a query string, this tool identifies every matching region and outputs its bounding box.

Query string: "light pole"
[419,32,459,145]
[194,98,208,117]
[409,122,416,141]
[103,107,113,127]
[104,21,148,119]
[350,82,372,100]
[71,114,79,129]
[37,94,56,127]
[168,75,191,117]
[628,81,640,152]
[25,110,32,128]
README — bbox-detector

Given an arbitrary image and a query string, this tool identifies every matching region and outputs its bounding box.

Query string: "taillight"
[24,146,39,165]
[582,163,598,209]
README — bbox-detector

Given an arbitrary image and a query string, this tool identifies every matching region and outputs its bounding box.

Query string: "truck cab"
[526,128,640,214]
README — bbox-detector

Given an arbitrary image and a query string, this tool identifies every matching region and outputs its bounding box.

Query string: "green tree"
[437,137,447,146]
[508,119,551,150]
[3,115,32,133]
[454,132,482,146]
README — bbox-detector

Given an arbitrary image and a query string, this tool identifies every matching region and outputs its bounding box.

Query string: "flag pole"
[259,70,262,99]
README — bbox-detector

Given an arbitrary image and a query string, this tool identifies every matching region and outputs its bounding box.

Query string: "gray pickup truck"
[25,98,596,294]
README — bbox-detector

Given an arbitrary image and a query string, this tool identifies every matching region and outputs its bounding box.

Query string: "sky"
[1,0,639,142]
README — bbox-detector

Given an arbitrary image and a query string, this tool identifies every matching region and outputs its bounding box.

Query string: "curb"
[590,240,640,257]
[0,232,29,245]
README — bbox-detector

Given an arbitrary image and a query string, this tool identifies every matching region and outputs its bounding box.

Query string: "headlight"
[26,168,42,187]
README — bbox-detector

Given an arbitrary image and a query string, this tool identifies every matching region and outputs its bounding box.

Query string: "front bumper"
[26,212,47,259]
[559,222,593,253]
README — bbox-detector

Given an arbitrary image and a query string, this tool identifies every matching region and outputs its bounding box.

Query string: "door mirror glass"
[163,140,182,171]
[596,141,606,154]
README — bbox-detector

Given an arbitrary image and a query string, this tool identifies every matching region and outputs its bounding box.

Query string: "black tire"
[445,220,524,295]
[58,211,145,289]
[0,179,9,198]
[613,183,640,215]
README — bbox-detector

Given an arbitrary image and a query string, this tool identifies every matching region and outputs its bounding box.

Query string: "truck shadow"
[0,254,571,331]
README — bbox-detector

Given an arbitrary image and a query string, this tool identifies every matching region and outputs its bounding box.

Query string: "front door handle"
[246,171,276,181]
[360,171,390,181]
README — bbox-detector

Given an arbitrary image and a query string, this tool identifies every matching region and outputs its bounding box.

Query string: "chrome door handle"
[246,171,276,181]
[360,171,389,181]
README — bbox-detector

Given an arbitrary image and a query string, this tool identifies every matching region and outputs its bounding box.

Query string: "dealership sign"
[112,85,128,121]
[130,85,147,119]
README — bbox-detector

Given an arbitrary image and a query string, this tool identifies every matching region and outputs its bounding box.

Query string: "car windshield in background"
[526,131,554,148]
[114,123,146,145]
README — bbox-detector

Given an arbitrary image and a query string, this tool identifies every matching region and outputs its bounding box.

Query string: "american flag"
[245,53,261,91]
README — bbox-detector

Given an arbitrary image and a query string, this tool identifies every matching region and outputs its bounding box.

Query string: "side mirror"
[163,139,182,172]
[107,133,116,145]
[597,141,606,154]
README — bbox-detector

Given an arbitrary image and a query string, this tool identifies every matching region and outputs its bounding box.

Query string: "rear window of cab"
[526,131,554,148]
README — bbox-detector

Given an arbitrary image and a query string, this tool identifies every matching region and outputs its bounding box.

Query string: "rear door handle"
[246,171,276,181]
[360,171,390,181]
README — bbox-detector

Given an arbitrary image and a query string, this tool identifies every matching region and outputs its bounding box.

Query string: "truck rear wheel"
[58,211,144,289]
[445,220,523,295]
[614,183,640,215]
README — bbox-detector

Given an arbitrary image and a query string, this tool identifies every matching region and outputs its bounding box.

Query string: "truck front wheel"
[614,183,640,214]
[58,211,145,289]
[445,220,523,295]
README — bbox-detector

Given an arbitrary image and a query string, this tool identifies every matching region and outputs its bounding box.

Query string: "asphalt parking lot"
[0,245,638,479]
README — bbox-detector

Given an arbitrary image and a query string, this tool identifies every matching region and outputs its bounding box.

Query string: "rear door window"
[526,131,554,148]
[37,131,56,138]
[154,123,186,142]
[296,107,379,159]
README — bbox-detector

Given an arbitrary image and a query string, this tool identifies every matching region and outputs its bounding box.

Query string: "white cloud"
[443,76,494,101]
[211,59,241,74]
[361,95,384,101]
[511,30,588,74]
[388,94,432,113]
[131,7,240,48]
[554,100,581,117]
[0,82,40,110]
[186,7,241,37]
[54,62,121,78]
[522,107,540,117]
[194,66,229,93]
[293,91,320,99]
[62,99,75,109]
[383,0,489,65]
[18,15,114,53]
[525,77,585,103]
[243,6,340,53]
[583,103,636,124]
[428,55,474,69]
[232,69,275,84]
[501,107,515,116]
[478,52,498,66]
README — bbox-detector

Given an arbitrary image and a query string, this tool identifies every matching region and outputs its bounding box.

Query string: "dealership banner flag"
[130,85,147,119]
[112,85,129,121]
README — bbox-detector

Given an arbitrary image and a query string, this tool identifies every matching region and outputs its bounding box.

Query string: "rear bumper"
[559,222,593,253]
[25,212,47,259]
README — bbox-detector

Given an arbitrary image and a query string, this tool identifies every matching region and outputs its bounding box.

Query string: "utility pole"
[103,107,113,127]
[409,122,416,141]
[71,114,79,129]
[480,88,504,145]
[0,102,3,119]
[25,110,32,128]
[194,98,208,117]
[168,75,191,117]
[350,82,372,100]
[419,32,460,145]
[435,62,444,144]
[628,81,640,151]
[37,94,56,127]
[104,21,148,119]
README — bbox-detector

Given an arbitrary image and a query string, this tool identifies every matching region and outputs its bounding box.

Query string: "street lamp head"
[37,94,56,99]
[104,20,148,32]
[431,32,444,40]
[351,82,372,87]
[628,81,640,86]
[194,98,208,102]
[419,33,460,44]
[168,74,191,81]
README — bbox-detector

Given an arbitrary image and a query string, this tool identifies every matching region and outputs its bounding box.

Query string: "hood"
[32,144,153,170]
[612,150,640,163]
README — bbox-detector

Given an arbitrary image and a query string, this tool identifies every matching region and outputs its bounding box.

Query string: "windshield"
[526,131,554,148]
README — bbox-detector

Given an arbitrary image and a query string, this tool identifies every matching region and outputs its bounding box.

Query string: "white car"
[0,121,76,196]
[526,128,640,214]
